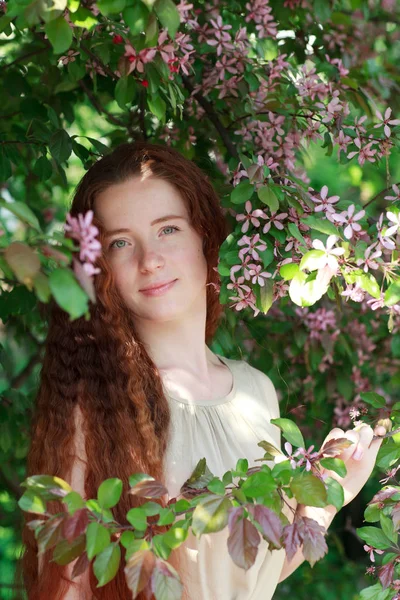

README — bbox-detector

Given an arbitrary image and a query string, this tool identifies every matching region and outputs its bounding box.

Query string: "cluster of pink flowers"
[64,210,101,277]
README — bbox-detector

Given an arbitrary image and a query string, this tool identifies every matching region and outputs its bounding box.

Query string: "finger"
[353,424,382,461]
[340,430,360,462]
[321,428,345,448]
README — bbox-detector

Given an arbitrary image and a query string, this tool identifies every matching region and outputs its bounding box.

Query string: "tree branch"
[78,80,126,129]
[364,182,400,209]
[181,74,239,160]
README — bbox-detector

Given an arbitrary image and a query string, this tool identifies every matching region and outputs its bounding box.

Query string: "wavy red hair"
[19,142,229,599]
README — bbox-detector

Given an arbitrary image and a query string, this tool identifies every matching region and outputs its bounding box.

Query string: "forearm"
[278,503,337,583]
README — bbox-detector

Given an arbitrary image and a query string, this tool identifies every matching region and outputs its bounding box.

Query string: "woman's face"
[94,176,208,323]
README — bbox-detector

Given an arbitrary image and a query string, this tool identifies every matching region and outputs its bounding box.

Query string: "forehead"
[94,176,188,227]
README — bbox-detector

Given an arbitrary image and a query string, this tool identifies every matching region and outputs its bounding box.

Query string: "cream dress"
[163,355,286,600]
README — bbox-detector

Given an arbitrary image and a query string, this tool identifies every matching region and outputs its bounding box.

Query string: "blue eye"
[162,225,180,235]
[109,239,128,249]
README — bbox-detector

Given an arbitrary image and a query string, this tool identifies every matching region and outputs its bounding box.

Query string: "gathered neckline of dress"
[162,354,238,407]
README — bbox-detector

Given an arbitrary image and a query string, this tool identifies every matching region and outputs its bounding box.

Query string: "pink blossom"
[247,263,272,286]
[363,544,384,563]
[331,204,365,240]
[236,200,267,233]
[124,45,156,74]
[262,211,288,234]
[229,287,259,316]
[309,185,340,216]
[384,184,400,202]
[64,210,102,276]
[366,292,385,311]
[347,137,377,166]
[384,211,400,237]
[341,283,365,303]
[237,233,267,260]
[312,235,345,270]
[374,107,400,138]
[356,242,382,273]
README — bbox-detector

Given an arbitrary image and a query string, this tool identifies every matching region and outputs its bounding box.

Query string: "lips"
[140,279,176,292]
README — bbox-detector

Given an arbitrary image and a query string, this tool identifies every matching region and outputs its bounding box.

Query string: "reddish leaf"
[378,561,395,589]
[63,508,89,543]
[71,552,90,579]
[227,511,261,570]
[392,503,400,531]
[125,549,156,598]
[282,521,303,562]
[320,438,354,458]
[72,257,96,304]
[300,516,328,567]
[36,516,65,554]
[247,504,283,548]
[368,488,398,505]
[129,480,168,499]
[151,558,183,599]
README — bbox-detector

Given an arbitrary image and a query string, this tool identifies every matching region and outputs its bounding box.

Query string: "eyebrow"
[104,215,187,239]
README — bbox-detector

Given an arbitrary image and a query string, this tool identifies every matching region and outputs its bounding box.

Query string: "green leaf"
[356,526,393,550]
[0,200,41,231]
[192,495,231,536]
[86,522,111,560]
[69,6,98,29]
[355,273,381,299]
[93,543,121,587]
[115,76,136,109]
[300,216,339,237]
[236,459,249,475]
[64,491,85,515]
[360,583,392,600]
[98,478,123,509]
[376,443,400,471]
[279,262,299,281]
[157,508,175,526]
[257,185,279,212]
[44,16,73,54]
[230,181,254,205]
[325,477,344,511]
[33,156,53,181]
[270,418,305,448]
[360,392,386,409]
[207,478,226,496]
[290,472,328,507]
[147,95,167,123]
[151,558,183,599]
[163,526,188,549]
[0,147,12,181]
[49,129,72,163]
[319,458,347,478]
[385,281,400,307]
[299,250,326,272]
[364,503,380,523]
[123,3,149,34]
[241,471,276,498]
[154,0,180,38]
[380,513,398,545]
[127,507,148,531]
[18,490,46,514]
[97,0,126,16]
[49,268,89,319]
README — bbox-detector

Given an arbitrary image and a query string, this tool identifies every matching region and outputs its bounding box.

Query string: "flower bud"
[377,418,392,433]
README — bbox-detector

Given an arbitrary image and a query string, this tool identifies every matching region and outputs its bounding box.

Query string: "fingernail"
[352,444,364,461]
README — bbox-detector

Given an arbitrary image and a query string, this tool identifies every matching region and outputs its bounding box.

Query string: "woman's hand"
[319,423,385,507]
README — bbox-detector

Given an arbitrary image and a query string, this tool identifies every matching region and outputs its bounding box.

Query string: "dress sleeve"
[245,363,282,450]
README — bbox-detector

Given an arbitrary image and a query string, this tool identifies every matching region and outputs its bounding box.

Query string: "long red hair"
[19,142,229,599]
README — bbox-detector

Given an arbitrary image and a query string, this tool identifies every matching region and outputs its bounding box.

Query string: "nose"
[138,245,165,274]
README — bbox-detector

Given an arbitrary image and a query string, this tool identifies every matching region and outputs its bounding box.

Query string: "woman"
[21,141,383,599]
